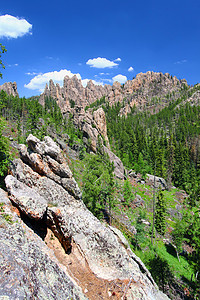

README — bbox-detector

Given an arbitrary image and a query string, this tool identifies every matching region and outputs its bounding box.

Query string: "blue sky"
[0,0,200,97]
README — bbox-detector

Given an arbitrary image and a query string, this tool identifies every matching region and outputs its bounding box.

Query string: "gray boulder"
[5,175,47,220]
[146,174,167,189]
[103,145,125,179]
[19,135,82,199]
[0,188,87,300]
[10,158,82,208]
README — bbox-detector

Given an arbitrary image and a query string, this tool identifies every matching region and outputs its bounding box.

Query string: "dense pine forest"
[0,81,200,298]
[103,84,200,197]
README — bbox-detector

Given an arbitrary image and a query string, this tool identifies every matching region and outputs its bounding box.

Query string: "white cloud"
[174,59,187,65]
[24,69,104,92]
[114,58,121,62]
[25,72,41,76]
[0,14,32,38]
[112,74,127,84]
[8,63,19,67]
[24,69,81,92]
[86,57,118,69]
[82,79,103,87]
[102,78,113,83]
[99,72,110,75]
[128,66,134,72]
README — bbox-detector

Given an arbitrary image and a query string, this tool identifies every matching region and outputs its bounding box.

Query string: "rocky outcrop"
[0,189,87,300]
[180,88,200,107]
[103,145,125,180]
[0,81,19,97]
[39,76,105,111]
[39,71,187,113]
[5,175,47,220]
[70,106,124,179]
[146,174,167,190]
[128,171,167,190]
[119,71,186,114]
[73,106,110,152]
[4,134,169,299]
[93,107,109,145]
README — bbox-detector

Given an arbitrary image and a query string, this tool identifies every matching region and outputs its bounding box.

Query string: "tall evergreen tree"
[155,189,166,236]
[0,44,6,78]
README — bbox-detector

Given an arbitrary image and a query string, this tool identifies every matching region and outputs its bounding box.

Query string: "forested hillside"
[101,85,200,298]
[0,78,200,298]
[103,84,200,196]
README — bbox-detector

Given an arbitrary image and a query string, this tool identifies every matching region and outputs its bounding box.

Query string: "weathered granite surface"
[5,175,47,220]
[0,189,87,300]
[0,81,19,97]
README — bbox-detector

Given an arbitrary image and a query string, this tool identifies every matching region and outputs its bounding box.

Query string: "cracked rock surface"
[0,189,87,300]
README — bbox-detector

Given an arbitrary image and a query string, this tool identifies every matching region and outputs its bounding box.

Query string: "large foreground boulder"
[5,175,47,220]
[4,135,169,300]
[0,189,87,299]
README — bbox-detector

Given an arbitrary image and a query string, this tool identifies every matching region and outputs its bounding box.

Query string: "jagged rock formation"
[146,174,167,190]
[0,189,87,299]
[70,107,124,178]
[39,76,105,110]
[38,71,189,158]
[72,106,110,152]
[39,71,187,113]
[103,145,125,180]
[0,81,19,97]
[3,134,169,299]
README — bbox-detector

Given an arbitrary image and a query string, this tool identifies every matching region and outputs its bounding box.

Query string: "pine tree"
[82,154,114,219]
[155,189,166,236]
[166,135,175,189]
[134,210,147,249]
[123,179,134,207]
[0,118,10,186]
[0,44,6,78]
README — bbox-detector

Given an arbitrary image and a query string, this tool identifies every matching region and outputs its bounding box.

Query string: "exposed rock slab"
[10,158,82,208]
[5,175,47,220]
[103,145,125,179]
[0,188,87,300]
[146,174,167,189]
[19,135,82,199]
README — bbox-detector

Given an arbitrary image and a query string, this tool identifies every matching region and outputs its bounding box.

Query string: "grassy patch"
[0,202,14,224]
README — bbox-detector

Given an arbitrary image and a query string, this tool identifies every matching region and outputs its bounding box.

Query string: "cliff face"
[72,106,110,151]
[39,71,187,113]
[0,81,19,97]
[2,134,169,300]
